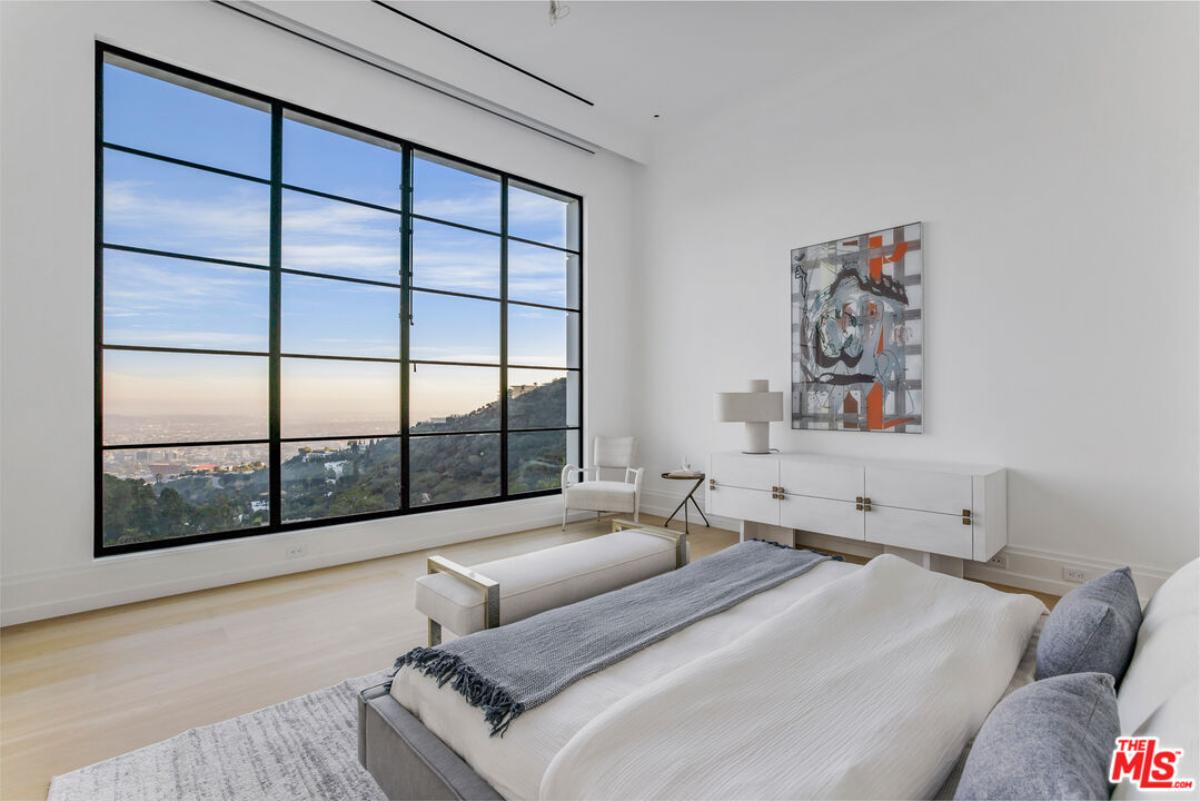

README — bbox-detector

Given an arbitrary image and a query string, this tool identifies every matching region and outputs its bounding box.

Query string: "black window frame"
[94,44,584,557]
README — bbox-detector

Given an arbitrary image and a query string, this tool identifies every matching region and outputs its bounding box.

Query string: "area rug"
[48,671,391,801]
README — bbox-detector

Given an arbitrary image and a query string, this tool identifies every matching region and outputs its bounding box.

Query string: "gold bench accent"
[611,518,689,569]
[425,556,500,647]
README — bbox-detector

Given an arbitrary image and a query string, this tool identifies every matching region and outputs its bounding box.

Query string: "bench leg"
[427,619,442,647]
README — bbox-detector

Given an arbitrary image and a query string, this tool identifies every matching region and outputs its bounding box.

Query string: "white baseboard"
[639,489,1174,602]
[1,498,592,627]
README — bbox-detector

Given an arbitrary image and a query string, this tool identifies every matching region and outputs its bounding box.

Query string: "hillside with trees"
[101,377,571,547]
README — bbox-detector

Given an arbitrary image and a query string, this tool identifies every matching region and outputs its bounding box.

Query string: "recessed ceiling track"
[209,0,597,155]
[371,0,594,107]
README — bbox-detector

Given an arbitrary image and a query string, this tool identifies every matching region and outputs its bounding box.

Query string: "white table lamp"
[714,379,784,454]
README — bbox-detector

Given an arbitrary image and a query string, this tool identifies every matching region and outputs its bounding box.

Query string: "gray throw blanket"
[393,539,830,735]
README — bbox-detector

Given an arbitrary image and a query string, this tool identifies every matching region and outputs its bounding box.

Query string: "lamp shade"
[714,379,784,422]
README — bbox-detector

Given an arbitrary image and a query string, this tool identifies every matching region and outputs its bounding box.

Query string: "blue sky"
[102,61,578,438]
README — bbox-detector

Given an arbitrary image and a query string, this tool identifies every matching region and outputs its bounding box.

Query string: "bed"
[362,551,1058,800]
[361,543,1200,801]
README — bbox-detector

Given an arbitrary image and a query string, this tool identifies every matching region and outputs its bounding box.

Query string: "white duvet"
[540,555,1045,800]
[393,559,860,799]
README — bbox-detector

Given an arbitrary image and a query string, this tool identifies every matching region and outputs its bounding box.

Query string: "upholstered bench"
[416,519,686,646]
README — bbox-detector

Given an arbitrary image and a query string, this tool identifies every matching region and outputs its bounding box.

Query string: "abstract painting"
[791,222,923,433]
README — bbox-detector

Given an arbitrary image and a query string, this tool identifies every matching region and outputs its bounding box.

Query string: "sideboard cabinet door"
[779,494,864,540]
[864,466,972,515]
[779,459,863,501]
[866,506,973,559]
[709,453,779,490]
[708,485,780,526]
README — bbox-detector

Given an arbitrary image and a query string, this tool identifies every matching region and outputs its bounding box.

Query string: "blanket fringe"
[393,648,525,737]
[748,538,843,560]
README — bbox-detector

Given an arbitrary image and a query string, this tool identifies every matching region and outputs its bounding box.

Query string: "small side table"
[661,472,710,534]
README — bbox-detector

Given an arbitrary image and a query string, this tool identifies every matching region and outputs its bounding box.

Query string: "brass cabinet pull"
[855,496,864,504]
[962,508,972,526]
[709,478,717,489]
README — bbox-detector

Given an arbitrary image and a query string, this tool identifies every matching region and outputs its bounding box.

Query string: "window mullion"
[400,145,413,511]
[499,176,508,501]
[268,102,283,528]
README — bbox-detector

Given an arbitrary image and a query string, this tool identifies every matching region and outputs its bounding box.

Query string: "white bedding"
[391,558,860,800]
[392,554,1043,800]
[540,555,1045,800]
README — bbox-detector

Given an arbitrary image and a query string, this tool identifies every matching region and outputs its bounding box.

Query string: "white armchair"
[561,436,643,529]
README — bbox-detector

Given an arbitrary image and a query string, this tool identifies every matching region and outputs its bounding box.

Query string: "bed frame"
[358,681,501,801]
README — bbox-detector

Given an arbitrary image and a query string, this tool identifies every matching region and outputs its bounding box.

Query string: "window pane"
[282,274,399,358]
[281,438,400,522]
[281,358,400,438]
[410,365,499,433]
[102,350,267,445]
[103,60,270,178]
[102,444,270,548]
[413,153,500,232]
[508,369,578,430]
[283,115,402,207]
[282,189,402,283]
[104,150,269,263]
[412,219,500,298]
[410,291,499,364]
[508,243,579,308]
[508,307,579,368]
[508,181,578,250]
[410,433,499,507]
[103,250,268,352]
[509,431,579,495]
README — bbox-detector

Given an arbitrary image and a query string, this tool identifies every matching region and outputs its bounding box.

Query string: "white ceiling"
[258,1,984,162]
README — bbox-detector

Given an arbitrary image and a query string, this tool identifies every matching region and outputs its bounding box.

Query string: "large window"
[96,46,583,555]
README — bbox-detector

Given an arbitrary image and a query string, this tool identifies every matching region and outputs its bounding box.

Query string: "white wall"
[0,1,640,625]
[3,1,1196,625]
[633,2,1199,590]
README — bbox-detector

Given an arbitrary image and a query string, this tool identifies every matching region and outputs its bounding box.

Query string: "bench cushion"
[415,531,677,636]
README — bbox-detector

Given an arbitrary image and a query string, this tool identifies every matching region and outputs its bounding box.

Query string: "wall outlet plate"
[1062,565,1087,583]
[987,552,1008,570]
[285,544,306,560]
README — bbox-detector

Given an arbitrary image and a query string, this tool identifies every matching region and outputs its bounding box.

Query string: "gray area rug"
[48,671,391,801]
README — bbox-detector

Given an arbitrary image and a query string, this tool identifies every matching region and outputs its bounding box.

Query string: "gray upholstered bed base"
[358,682,502,801]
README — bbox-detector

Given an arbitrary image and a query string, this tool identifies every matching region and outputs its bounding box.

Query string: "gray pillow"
[1036,567,1142,683]
[955,672,1119,801]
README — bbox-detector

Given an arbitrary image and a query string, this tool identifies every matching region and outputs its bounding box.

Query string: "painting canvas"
[791,222,923,433]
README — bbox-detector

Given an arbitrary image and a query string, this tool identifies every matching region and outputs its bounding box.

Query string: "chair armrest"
[427,556,500,630]
[561,463,578,489]
[561,465,598,489]
[611,518,688,568]
[625,466,644,489]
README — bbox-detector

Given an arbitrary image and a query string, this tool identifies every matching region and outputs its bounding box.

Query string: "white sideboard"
[705,451,1006,568]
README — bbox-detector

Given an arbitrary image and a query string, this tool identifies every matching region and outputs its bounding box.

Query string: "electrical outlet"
[987,552,1008,570]
[285,544,306,560]
[1062,565,1087,583]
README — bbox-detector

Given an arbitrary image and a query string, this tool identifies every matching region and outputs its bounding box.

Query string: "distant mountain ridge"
[102,378,570,547]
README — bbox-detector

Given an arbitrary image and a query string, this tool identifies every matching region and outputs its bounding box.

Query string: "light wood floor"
[0,514,1056,801]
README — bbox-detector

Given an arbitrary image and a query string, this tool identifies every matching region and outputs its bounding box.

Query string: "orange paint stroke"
[866,382,883,430]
